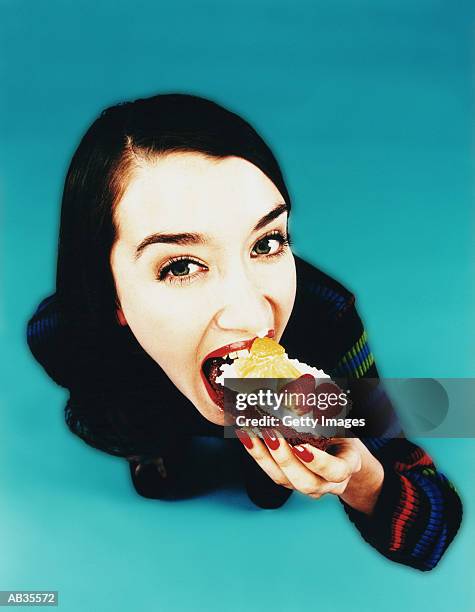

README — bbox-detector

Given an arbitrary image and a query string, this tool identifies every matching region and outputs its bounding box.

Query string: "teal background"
[1,1,474,611]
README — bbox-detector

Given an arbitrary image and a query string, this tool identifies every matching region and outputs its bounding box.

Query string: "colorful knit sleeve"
[26,293,72,388]
[26,294,168,460]
[328,299,463,572]
[339,436,462,571]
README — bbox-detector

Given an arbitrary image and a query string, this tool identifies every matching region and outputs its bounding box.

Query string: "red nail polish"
[236,429,253,449]
[262,428,280,450]
[291,445,314,463]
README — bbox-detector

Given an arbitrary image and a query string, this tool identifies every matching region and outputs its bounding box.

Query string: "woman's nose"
[213,269,273,335]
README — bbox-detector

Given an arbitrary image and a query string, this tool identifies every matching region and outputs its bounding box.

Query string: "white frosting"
[215,356,330,388]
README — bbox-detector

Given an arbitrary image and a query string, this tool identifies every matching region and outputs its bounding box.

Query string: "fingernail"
[262,428,280,451]
[291,444,314,463]
[235,429,253,449]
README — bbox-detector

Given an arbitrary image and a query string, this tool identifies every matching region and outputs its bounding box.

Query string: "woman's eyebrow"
[252,202,288,232]
[134,202,288,260]
[135,232,206,259]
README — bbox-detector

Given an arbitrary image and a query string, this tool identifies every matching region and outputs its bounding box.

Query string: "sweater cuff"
[339,467,421,553]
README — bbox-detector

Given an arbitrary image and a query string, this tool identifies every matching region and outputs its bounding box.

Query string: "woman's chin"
[197,399,226,425]
[190,386,226,426]
[204,408,226,426]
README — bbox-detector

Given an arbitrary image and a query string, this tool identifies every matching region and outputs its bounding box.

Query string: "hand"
[236,429,384,515]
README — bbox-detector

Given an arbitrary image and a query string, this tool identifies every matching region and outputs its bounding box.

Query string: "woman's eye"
[252,234,286,257]
[169,260,195,277]
[158,258,205,283]
[157,232,290,285]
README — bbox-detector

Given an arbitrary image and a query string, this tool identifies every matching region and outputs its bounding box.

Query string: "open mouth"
[201,347,251,410]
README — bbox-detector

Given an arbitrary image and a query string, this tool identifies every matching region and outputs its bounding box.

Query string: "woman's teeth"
[228,349,250,360]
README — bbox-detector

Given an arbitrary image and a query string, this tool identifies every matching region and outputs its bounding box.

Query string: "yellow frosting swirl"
[234,337,302,378]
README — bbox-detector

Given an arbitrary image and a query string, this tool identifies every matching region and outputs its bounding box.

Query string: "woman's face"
[110,153,296,425]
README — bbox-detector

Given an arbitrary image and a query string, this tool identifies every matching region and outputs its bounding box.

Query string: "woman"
[27,93,462,571]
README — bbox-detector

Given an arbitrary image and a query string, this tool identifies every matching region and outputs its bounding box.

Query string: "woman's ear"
[116,308,128,327]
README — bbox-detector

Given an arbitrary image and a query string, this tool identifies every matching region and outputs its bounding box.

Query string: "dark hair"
[56,93,292,390]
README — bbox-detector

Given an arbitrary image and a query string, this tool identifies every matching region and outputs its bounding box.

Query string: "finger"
[290,444,356,483]
[235,429,293,489]
[326,439,364,474]
[261,429,326,496]
[307,478,350,499]
[334,445,362,475]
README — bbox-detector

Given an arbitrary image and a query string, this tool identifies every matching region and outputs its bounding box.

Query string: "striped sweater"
[26,255,462,572]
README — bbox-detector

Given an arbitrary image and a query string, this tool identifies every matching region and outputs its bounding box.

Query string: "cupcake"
[216,337,344,451]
